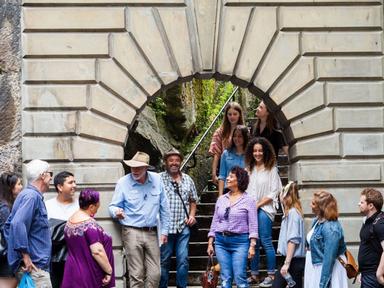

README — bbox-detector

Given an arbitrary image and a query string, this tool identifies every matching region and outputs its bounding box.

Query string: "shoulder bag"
[171,181,199,235]
[338,249,359,281]
[201,255,219,288]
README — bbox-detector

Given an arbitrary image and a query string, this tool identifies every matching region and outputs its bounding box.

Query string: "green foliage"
[148,96,166,117]
[182,79,235,152]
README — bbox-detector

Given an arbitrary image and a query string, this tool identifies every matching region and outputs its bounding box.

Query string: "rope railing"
[180,86,239,172]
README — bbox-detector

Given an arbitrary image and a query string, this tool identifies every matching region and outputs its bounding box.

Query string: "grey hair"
[26,159,50,182]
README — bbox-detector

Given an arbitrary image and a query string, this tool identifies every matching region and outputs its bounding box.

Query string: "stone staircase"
[168,154,289,287]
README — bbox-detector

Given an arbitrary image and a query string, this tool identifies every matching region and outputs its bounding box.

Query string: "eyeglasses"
[45,171,53,177]
[224,206,230,220]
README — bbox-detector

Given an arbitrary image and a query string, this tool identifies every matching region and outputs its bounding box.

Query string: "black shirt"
[358,211,384,273]
[252,127,286,157]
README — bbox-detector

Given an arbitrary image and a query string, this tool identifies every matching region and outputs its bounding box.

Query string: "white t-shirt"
[45,197,79,221]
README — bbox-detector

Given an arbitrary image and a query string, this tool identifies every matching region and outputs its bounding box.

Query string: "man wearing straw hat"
[109,151,170,288]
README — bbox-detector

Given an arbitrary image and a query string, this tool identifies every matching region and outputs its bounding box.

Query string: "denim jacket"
[309,218,346,288]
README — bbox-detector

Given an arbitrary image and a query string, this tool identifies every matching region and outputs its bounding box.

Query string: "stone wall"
[11,0,384,286]
[0,0,22,173]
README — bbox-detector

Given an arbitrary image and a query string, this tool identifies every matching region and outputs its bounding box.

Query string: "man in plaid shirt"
[159,148,198,288]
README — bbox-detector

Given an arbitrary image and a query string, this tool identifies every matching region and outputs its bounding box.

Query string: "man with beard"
[4,159,53,287]
[358,188,384,288]
[45,171,78,288]
[159,148,198,288]
[109,151,170,288]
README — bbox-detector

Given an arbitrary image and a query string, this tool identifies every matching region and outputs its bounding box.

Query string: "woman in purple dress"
[62,188,115,288]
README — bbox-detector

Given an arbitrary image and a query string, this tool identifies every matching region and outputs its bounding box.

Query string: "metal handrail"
[181,86,239,171]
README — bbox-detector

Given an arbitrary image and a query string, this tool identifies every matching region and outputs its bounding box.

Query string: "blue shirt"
[218,148,245,186]
[4,184,51,272]
[108,171,170,235]
[277,208,305,258]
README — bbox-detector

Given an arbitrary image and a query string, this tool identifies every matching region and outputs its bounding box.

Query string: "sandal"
[247,275,260,284]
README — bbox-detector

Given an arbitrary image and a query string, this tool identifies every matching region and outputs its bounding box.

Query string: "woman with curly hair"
[0,173,23,288]
[207,166,258,288]
[245,137,282,287]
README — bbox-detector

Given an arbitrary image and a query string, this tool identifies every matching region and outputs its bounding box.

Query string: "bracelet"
[105,272,112,276]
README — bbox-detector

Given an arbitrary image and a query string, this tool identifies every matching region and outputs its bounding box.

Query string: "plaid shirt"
[160,172,198,234]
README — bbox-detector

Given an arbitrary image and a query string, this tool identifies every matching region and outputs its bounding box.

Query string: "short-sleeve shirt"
[62,218,115,288]
[277,208,305,258]
[160,172,198,234]
[358,211,384,273]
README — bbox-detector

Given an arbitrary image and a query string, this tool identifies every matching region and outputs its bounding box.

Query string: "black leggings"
[272,257,305,288]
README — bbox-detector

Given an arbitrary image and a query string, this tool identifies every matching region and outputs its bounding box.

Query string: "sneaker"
[259,276,274,287]
[247,275,260,285]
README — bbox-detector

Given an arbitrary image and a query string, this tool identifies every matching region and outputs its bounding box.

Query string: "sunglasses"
[224,206,230,220]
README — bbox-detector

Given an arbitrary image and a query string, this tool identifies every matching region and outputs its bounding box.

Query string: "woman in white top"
[245,137,282,287]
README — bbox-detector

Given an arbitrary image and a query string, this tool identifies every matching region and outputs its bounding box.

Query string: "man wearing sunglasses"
[4,159,53,287]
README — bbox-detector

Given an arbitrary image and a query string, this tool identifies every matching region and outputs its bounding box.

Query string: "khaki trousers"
[122,226,160,288]
[16,267,52,288]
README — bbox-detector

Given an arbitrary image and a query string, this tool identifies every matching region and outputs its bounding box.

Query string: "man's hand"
[115,208,125,219]
[185,216,196,226]
[161,235,168,245]
[21,253,37,273]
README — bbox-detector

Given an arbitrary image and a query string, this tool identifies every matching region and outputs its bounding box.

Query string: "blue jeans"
[160,226,190,288]
[215,233,250,288]
[250,209,276,275]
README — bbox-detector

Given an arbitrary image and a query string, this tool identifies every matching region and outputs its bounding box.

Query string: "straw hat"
[123,152,150,167]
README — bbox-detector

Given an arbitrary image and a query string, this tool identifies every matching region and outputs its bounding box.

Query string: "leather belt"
[126,226,157,232]
[217,231,241,236]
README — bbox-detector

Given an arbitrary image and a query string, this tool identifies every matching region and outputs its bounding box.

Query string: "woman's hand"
[280,263,289,276]
[207,243,214,256]
[248,246,255,259]
[212,174,218,185]
[102,274,111,286]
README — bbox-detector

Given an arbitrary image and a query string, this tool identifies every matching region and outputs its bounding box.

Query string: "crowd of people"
[0,101,383,288]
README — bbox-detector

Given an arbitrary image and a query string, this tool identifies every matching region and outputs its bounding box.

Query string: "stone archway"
[21,0,383,284]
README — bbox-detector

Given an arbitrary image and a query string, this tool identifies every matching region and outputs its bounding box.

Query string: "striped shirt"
[208,192,258,239]
[160,172,198,234]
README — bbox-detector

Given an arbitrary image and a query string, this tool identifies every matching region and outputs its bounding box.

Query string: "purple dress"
[62,218,115,288]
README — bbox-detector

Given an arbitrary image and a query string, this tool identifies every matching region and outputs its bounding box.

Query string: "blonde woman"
[272,182,305,288]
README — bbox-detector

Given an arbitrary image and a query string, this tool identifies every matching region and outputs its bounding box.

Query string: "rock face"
[0,1,22,173]
[125,106,173,171]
